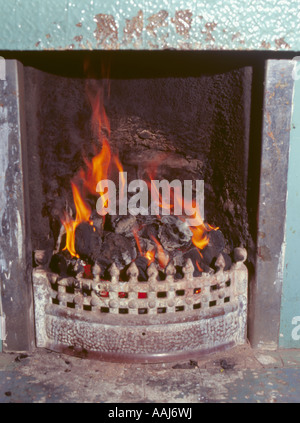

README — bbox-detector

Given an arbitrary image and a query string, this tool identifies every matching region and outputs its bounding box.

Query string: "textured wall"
[0,0,299,51]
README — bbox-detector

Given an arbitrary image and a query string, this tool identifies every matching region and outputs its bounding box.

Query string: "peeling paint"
[202,22,217,43]
[93,13,118,48]
[146,9,168,37]
[16,210,23,261]
[74,35,83,42]
[261,40,271,49]
[146,9,168,48]
[0,1,297,51]
[232,32,241,42]
[171,10,193,39]
[123,10,143,47]
[274,241,286,293]
[275,38,290,50]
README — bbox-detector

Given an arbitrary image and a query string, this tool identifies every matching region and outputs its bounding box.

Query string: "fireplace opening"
[4,50,285,362]
[24,52,254,260]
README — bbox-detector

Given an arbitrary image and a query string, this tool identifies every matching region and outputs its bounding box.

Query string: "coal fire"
[45,70,232,283]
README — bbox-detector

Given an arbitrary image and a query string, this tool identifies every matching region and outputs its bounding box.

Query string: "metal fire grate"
[32,248,248,363]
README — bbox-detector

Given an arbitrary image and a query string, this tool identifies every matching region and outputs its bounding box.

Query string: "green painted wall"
[279,59,300,348]
[0,0,299,51]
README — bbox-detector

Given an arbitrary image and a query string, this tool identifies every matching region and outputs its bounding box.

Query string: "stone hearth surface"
[0,345,300,403]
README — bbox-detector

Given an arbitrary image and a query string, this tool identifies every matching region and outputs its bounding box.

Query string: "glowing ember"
[83,263,93,278]
[133,227,155,266]
[195,261,203,272]
[145,250,155,265]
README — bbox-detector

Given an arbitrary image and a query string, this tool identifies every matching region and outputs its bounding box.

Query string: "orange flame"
[79,138,112,196]
[61,74,115,257]
[62,182,92,258]
[133,228,168,268]
[150,180,175,213]
[144,154,175,214]
[72,182,91,223]
[195,247,203,272]
[133,227,143,255]
[62,217,78,258]
[133,228,155,266]
[85,67,111,141]
[150,235,169,268]
[196,261,202,272]
[91,94,110,140]
[181,197,219,251]
[114,155,126,204]
[145,250,155,265]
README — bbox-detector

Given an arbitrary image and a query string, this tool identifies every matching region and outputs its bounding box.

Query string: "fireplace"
[26,52,252,362]
[0,51,296,360]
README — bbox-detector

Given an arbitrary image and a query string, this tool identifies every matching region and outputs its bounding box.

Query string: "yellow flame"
[62,182,91,258]
[133,228,156,266]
